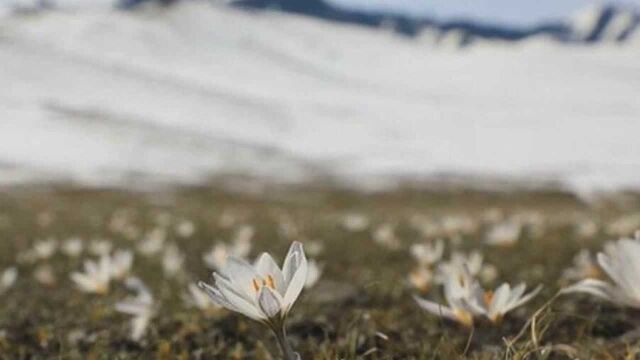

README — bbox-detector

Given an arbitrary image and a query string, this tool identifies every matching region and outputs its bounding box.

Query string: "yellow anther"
[483,290,494,305]
[252,278,261,292]
[264,274,275,289]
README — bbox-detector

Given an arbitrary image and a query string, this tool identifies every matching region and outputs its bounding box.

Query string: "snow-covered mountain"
[0,2,639,192]
[233,0,640,46]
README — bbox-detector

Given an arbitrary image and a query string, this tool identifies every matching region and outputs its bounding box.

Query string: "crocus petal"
[258,286,283,319]
[560,279,618,302]
[224,257,260,300]
[212,274,265,321]
[282,242,305,285]
[508,284,542,312]
[283,253,307,312]
[413,295,457,321]
[255,252,286,296]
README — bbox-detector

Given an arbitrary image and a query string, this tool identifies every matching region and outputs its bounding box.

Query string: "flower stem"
[270,322,299,360]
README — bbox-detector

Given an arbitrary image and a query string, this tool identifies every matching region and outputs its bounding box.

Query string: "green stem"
[270,321,299,360]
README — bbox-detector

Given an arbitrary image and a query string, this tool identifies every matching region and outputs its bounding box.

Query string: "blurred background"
[1,0,639,194]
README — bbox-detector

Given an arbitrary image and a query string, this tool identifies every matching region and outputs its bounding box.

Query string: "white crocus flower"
[162,243,185,278]
[0,267,17,294]
[61,238,84,257]
[473,282,542,323]
[70,256,112,294]
[373,223,401,250]
[304,260,322,289]
[414,268,483,327]
[341,213,370,232]
[115,277,155,342]
[176,220,196,238]
[110,250,134,280]
[410,239,445,266]
[199,242,307,360]
[561,233,640,308]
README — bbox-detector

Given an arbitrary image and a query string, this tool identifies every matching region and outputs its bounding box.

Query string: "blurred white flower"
[61,237,84,258]
[203,236,252,271]
[341,213,370,232]
[176,220,195,238]
[410,239,445,266]
[561,249,601,283]
[183,283,223,313]
[199,241,308,323]
[304,260,322,289]
[0,267,17,294]
[574,218,599,238]
[34,264,57,287]
[305,240,324,257]
[485,221,521,247]
[137,229,166,256]
[115,277,155,342]
[437,250,486,282]
[373,223,400,250]
[162,243,184,277]
[71,256,112,294]
[408,266,434,293]
[561,233,640,308]
[33,238,58,259]
[89,239,113,256]
[110,250,134,280]
[233,225,255,246]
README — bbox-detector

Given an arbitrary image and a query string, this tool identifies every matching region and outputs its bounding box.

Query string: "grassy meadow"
[1,185,640,359]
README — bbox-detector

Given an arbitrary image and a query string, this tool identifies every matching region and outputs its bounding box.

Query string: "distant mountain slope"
[1,2,640,192]
[232,0,639,45]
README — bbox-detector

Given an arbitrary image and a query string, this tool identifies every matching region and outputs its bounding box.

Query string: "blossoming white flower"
[304,260,322,289]
[485,221,521,247]
[561,233,640,308]
[183,283,223,314]
[110,250,134,280]
[70,255,112,294]
[410,239,445,266]
[115,277,155,342]
[414,267,481,327]
[199,241,308,323]
[470,282,542,323]
[61,237,84,257]
[415,267,541,325]
[199,242,307,360]
[0,267,17,294]
[162,243,184,277]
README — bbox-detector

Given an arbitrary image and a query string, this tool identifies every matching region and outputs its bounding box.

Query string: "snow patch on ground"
[1,3,639,192]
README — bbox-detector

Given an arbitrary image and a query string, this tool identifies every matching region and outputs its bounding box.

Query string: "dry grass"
[0,185,639,359]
